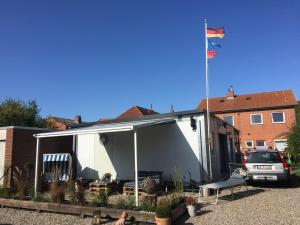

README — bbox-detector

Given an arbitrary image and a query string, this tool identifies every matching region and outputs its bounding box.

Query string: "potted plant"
[155,198,172,225]
[185,196,197,217]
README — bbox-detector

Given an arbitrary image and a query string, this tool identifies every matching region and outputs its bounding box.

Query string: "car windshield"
[246,152,282,163]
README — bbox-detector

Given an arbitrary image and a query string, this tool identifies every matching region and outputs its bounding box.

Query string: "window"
[250,114,263,124]
[272,112,285,123]
[256,140,266,147]
[223,115,234,126]
[245,141,253,148]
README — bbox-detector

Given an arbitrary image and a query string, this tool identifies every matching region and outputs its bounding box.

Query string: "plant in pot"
[155,197,172,225]
[185,196,197,217]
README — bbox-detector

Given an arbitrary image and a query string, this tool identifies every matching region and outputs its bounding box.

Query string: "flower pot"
[187,204,197,217]
[155,216,171,225]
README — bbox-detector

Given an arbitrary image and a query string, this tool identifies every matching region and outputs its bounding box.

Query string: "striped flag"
[207,27,225,38]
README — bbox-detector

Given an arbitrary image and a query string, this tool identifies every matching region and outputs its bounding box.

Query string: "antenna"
[170,104,174,113]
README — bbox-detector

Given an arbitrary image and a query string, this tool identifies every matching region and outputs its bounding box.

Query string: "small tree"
[286,101,300,164]
[0,98,47,127]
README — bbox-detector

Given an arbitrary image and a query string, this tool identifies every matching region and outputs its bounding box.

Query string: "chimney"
[74,115,82,124]
[227,86,235,99]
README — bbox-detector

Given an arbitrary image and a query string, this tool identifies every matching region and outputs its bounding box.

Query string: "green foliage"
[286,102,300,164]
[32,192,50,202]
[114,196,135,210]
[140,198,157,212]
[168,193,183,209]
[171,166,184,192]
[0,188,12,199]
[12,166,33,200]
[90,191,108,207]
[155,197,172,218]
[66,179,85,205]
[50,180,65,203]
[0,98,47,127]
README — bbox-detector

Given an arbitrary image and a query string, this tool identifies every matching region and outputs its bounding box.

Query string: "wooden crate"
[122,186,145,196]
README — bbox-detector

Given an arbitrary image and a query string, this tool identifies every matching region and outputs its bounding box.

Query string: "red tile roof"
[97,106,159,122]
[117,106,159,119]
[198,90,297,113]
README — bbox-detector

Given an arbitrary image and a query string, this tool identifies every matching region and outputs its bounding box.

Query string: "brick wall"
[215,107,296,152]
[4,128,72,186]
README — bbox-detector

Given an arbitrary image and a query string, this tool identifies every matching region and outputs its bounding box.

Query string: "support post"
[134,129,139,206]
[205,19,213,181]
[72,135,76,179]
[34,137,40,197]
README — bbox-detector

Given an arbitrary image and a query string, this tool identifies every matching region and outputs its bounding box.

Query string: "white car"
[243,149,290,181]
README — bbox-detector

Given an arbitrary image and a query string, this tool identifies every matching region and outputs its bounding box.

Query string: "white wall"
[76,116,207,182]
[75,114,236,183]
[0,129,6,186]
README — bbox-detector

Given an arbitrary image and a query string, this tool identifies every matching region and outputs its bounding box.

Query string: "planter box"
[0,198,186,223]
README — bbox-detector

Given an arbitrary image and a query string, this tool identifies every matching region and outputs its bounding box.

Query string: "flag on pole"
[207,50,217,59]
[208,39,221,48]
[207,27,224,38]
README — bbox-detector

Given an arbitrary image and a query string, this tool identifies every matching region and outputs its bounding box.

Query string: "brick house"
[47,115,82,130]
[97,105,159,122]
[198,88,297,152]
[0,126,72,187]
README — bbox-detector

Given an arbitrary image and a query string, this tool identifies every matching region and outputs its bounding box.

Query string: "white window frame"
[245,140,253,148]
[223,115,234,126]
[250,113,263,125]
[271,112,285,124]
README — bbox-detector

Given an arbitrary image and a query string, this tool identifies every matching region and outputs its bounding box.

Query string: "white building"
[34,109,240,205]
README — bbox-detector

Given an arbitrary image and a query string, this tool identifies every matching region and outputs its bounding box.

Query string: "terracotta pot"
[155,216,171,225]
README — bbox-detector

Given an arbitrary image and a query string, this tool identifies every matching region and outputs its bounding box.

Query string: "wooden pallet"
[123,186,144,196]
[89,186,109,194]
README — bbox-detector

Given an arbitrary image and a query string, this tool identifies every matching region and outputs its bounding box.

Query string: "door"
[274,140,287,151]
[0,141,6,185]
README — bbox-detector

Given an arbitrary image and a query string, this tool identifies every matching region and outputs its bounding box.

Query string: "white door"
[274,140,287,151]
[0,141,6,185]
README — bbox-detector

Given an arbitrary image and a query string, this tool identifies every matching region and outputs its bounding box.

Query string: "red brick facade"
[198,89,297,152]
[215,108,296,151]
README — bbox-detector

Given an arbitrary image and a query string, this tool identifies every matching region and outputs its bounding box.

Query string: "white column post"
[72,135,76,179]
[205,19,213,181]
[34,137,40,197]
[134,129,139,206]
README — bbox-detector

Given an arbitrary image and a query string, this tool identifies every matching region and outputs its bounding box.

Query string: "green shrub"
[50,180,65,203]
[168,193,184,208]
[140,198,156,212]
[90,191,108,207]
[155,197,172,218]
[171,166,184,193]
[66,179,85,205]
[114,196,135,210]
[0,188,12,199]
[32,193,50,202]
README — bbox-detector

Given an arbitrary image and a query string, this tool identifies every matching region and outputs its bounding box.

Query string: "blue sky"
[0,0,299,121]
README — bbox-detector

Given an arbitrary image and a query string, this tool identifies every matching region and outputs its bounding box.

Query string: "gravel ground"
[0,177,299,225]
[177,176,300,225]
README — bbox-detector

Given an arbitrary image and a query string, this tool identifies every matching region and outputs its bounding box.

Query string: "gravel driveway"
[0,177,299,225]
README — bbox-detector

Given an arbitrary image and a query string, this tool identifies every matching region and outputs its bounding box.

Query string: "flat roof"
[34,118,176,138]
[0,126,52,131]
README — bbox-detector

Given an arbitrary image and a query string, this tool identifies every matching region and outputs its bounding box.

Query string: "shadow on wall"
[77,166,99,180]
[105,122,209,183]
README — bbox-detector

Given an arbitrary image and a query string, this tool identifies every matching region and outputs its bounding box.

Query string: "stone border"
[0,198,186,223]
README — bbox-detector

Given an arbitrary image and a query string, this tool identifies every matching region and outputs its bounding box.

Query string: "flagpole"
[205,19,213,181]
